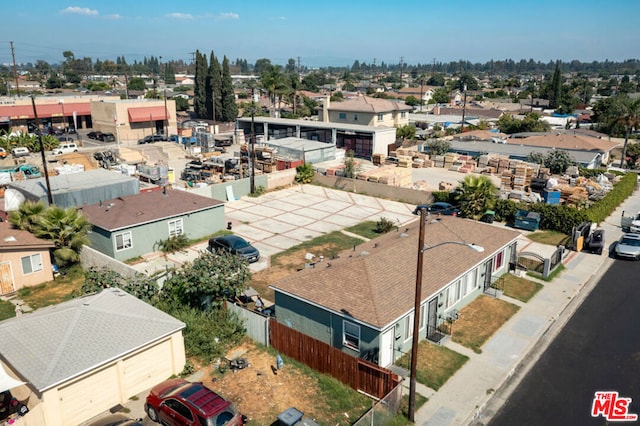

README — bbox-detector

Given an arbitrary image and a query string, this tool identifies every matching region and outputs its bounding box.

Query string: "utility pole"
[30,96,53,205]
[399,56,404,87]
[250,87,256,194]
[460,84,468,133]
[10,41,20,97]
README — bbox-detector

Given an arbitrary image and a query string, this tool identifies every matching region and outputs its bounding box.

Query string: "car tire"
[146,404,159,422]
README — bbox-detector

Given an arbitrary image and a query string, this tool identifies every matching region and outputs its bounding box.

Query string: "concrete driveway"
[131,184,418,275]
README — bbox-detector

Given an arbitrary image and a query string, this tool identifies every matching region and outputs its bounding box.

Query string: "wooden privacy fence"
[269,319,400,400]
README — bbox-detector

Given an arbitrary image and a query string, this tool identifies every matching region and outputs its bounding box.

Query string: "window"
[419,304,426,330]
[467,269,478,293]
[401,111,407,118]
[115,231,132,251]
[404,313,414,340]
[353,113,358,121]
[163,399,193,422]
[377,113,384,121]
[21,253,42,274]
[343,321,360,351]
[168,219,184,237]
[338,112,347,120]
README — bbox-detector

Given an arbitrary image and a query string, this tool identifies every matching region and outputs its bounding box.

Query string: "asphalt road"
[489,257,640,426]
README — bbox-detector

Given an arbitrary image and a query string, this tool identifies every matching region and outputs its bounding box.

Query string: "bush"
[431,191,454,203]
[156,234,190,253]
[586,173,638,223]
[374,217,396,234]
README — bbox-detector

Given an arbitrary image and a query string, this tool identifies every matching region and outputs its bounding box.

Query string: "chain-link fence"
[352,383,403,426]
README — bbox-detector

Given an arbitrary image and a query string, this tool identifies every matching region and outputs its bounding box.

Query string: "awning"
[128,106,168,123]
[0,103,91,120]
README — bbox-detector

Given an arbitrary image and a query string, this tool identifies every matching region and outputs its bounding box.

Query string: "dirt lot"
[194,341,345,425]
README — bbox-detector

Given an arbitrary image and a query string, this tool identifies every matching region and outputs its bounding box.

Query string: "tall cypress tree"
[194,51,208,119]
[549,62,563,109]
[221,56,238,122]
[206,52,223,121]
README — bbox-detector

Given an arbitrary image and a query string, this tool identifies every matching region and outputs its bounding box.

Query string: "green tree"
[430,87,450,104]
[405,95,420,107]
[253,58,272,75]
[82,267,160,304]
[221,56,238,122]
[496,112,551,134]
[206,51,223,121]
[526,152,546,165]
[127,77,146,91]
[159,250,250,311]
[9,201,90,266]
[173,96,189,111]
[427,74,445,86]
[260,65,287,117]
[396,125,416,140]
[544,150,575,174]
[425,139,451,155]
[625,142,640,168]
[613,95,640,167]
[548,62,563,109]
[193,51,208,119]
[454,175,498,219]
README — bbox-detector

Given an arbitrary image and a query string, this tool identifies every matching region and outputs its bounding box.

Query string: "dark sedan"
[208,235,260,263]
[87,131,103,140]
[412,202,461,216]
[138,134,166,144]
[98,132,116,142]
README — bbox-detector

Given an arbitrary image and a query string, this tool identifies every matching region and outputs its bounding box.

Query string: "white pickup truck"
[621,211,640,233]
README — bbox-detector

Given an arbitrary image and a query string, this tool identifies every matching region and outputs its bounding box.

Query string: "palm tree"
[9,201,90,266]
[614,95,640,167]
[260,65,287,117]
[8,201,47,232]
[33,206,91,266]
[454,175,498,219]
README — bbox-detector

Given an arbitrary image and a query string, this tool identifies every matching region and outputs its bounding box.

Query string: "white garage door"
[59,365,120,426]
[122,339,174,396]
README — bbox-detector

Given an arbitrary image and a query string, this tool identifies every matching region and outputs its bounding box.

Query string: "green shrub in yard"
[374,217,396,234]
[586,173,638,224]
[431,191,454,203]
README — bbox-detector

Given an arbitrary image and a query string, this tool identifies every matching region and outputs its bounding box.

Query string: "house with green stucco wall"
[80,188,225,261]
[270,217,520,367]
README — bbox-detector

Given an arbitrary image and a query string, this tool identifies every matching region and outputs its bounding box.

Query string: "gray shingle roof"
[271,217,520,329]
[0,288,185,391]
[80,188,223,232]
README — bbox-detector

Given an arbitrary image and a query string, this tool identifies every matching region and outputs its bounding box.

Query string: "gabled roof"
[435,106,503,120]
[0,223,54,251]
[327,95,412,114]
[80,188,223,232]
[271,217,520,329]
[508,133,619,152]
[0,288,185,391]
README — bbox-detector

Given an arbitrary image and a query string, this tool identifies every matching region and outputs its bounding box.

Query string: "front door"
[426,297,438,340]
[0,262,15,295]
[483,258,493,292]
[379,329,394,367]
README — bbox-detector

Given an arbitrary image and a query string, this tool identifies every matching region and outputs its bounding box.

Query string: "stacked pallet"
[398,155,413,168]
[433,155,445,168]
[444,153,458,169]
[500,170,513,190]
[325,164,346,176]
[377,167,412,187]
[512,164,536,192]
[456,154,477,173]
[556,184,589,204]
[372,153,386,165]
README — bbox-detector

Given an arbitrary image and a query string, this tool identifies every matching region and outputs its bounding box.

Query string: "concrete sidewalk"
[412,189,640,426]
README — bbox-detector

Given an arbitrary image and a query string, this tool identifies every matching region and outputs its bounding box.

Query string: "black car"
[98,132,116,142]
[56,135,75,142]
[138,134,166,144]
[87,131,103,140]
[208,235,260,263]
[413,202,461,216]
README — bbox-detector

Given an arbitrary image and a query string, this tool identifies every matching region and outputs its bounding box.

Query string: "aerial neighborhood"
[0,44,639,426]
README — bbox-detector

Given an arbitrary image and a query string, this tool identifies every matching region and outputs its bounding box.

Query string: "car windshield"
[230,238,249,250]
[620,237,640,247]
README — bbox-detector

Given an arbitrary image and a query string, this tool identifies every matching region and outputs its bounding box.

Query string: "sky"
[2,0,640,69]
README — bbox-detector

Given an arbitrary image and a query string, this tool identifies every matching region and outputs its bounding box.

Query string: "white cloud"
[166,12,194,20]
[278,16,286,20]
[218,12,239,20]
[61,6,98,16]
[105,14,122,20]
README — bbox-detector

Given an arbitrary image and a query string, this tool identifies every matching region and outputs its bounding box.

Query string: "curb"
[466,252,612,425]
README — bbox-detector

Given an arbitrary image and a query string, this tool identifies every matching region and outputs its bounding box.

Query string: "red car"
[145,378,245,426]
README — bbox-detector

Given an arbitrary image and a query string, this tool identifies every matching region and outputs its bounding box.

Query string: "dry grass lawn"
[452,295,520,353]
[499,274,543,302]
[396,341,469,390]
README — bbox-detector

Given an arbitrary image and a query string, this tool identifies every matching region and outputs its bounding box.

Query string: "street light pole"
[408,207,426,422]
[30,96,53,205]
[407,211,485,421]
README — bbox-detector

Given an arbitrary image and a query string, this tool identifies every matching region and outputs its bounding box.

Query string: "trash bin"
[480,210,495,224]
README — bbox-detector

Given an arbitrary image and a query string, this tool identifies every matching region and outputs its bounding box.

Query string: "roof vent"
[4,236,16,242]
[360,251,369,256]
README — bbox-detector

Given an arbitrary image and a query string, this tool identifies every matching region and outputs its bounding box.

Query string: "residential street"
[489,258,640,425]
